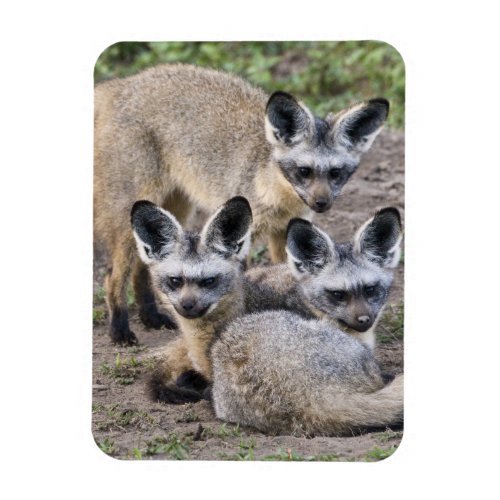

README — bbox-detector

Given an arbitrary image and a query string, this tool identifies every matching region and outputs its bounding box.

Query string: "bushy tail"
[318,374,404,435]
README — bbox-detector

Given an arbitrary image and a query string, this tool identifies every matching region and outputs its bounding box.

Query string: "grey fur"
[94,64,389,343]
[212,310,403,436]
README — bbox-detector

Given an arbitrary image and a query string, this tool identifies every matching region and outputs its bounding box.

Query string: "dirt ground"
[92,129,404,461]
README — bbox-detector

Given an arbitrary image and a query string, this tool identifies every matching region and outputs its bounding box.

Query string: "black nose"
[357,315,371,325]
[314,198,329,210]
[181,300,195,311]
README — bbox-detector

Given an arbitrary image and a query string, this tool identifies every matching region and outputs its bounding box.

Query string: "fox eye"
[364,285,379,297]
[329,168,342,180]
[199,276,218,288]
[167,276,184,289]
[328,289,347,301]
[298,167,312,179]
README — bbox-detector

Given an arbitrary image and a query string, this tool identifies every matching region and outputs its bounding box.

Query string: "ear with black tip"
[286,218,334,275]
[329,98,389,153]
[265,91,314,146]
[354,207,402,268]
[131,200,183,264]
[201,196,253,260]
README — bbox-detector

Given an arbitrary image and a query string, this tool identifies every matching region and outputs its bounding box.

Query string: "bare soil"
[92,129,404,461]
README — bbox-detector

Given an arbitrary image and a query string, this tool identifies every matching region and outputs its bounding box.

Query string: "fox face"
[265,92,389,213]
[286,208,402,332]
[131,197,252,320]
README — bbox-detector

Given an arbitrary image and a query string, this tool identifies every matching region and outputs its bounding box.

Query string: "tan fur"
[95,65,388,344]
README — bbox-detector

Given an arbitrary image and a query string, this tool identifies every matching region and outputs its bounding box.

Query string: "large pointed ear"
[265,91,314,146]
[200,197,253,261]
[286,219,334,276]
[328,98,389,153]
[131,200,183,264]
[354,207,402,268]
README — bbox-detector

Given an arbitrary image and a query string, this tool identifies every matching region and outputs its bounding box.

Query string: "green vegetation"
[262,448,341,462]
[364,445,398,461]
[219,438,256,461]
[93,403,158,431]
[143,433,191,460]
[95,41,404,128]
[99,353,155,385]
[201,423,243,439]
[96,437,117,455]
[378,303,404,344]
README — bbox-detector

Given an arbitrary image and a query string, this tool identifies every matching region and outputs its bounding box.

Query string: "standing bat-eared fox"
[95,63,389,345]
[132,195,403,434]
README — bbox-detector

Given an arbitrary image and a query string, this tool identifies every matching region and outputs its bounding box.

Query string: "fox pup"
[211,208,403,435]
[246,207,403,350]
[132,196,312,403]
[95,63,389,345]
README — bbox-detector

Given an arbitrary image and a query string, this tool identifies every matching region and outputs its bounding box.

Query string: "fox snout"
[306,185,333,213]
[341,313,375,333]
[175,295,210,319]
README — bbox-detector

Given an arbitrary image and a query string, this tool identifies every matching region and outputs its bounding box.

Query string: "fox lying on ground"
[95,63,389,345]
[133,193,403,416]
[131,196,313,403]
[211,208,403,435]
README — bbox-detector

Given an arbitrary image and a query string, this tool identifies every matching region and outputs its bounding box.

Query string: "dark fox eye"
[167,276,184,289]
[199,276,218,288]
[298,167,312,179]
[329,168,342,180]
[364,285,379,297]
[328,289,347,301]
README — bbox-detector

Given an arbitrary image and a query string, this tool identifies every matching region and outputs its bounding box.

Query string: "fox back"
[212,310,403,436]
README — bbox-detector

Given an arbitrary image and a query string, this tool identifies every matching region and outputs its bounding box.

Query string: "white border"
[2,1,499,498]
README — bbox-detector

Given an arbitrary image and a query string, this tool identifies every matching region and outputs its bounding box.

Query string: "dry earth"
[92,129,404,461]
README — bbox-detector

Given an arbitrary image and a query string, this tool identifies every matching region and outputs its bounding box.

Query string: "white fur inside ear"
[264,100,315,147]
[286,249,305,279]
[133,230,155,264]
[353,216,402,268]
[332,103,385,153]
[132,205,183,264]
[286,224,335,275]
[200,204,252,260]
[264,115,282,146]
[353,216,373,255]
[383,236,402,268]
[235,228,251,261]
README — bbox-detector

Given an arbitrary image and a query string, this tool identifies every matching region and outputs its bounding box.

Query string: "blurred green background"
[95,41,404,129]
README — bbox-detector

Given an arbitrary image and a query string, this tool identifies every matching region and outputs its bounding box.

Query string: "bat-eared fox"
[133,195,403,434]
[95,64,389,344]
[211,207,403,435]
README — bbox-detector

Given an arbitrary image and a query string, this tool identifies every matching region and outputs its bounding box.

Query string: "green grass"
[201,423,243,440]
[377,303,404,344]
[142,433,191,460]
[96,437,117,455]
[99,354,155,385]
[364,445,398,461]
[93,403,158,431]
[92,308,106,325]
[262,448,341,462]
[95,41,405,129]
[373,428,403,444]
[219,439,256,461]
